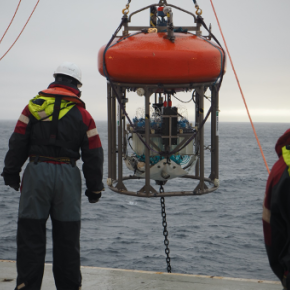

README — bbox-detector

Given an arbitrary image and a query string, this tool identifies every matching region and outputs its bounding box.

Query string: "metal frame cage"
[106,82,220,197]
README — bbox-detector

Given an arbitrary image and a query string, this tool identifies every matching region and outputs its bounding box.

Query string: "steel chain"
[160,186,171,273]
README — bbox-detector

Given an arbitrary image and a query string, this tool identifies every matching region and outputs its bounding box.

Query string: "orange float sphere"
[98,32,225,84]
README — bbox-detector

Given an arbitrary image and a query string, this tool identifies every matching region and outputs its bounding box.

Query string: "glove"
[9,184,20,191]
[1,172,20,191]
[1,172,20,190]
[85,189,102,203]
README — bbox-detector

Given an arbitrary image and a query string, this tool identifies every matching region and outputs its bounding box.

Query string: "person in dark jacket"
[263,129,290,289]
[1,62,104,290]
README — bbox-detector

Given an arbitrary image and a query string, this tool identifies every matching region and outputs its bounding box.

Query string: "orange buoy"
[98,32,224,84]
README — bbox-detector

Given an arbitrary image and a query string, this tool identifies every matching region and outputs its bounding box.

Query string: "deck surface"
[0,260,282,290]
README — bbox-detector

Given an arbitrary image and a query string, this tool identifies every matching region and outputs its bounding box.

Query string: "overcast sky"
[0,0,289,122]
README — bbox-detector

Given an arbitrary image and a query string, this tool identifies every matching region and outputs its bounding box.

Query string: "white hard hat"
[53,62,82,87]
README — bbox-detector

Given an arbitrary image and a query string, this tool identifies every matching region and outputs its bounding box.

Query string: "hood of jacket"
[275,129,290,157]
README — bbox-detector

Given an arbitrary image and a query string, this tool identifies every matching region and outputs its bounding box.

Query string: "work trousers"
[16,162,82,290]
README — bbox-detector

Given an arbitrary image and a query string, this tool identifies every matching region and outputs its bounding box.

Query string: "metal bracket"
[116,180,128,191]
[193,181,208,194]
[138,185,158,195]
[205,23,212,40]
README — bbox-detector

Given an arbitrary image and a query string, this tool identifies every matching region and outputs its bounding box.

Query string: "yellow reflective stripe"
[262,204,271,223]
[17,283,25,289]
[282,146,290,175]
[19,114,29,124]
[38,110,50,121]
[87,128,98,138]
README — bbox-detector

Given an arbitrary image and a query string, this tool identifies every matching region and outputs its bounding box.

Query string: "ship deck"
[0,260,281,290]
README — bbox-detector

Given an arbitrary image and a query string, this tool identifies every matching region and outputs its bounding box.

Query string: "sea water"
[0,121,289,281]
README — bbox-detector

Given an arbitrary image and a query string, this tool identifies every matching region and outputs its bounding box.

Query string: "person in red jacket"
[1,62,104,290]
[263,129,290,289]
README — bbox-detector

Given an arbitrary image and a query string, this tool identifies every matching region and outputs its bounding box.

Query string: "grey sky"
[0,0,289,122]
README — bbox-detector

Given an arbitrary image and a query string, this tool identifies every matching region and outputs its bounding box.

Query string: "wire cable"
[0,0,40,61]
[172,94,193,104]
[209,0,270,174]
[0,0,22,45]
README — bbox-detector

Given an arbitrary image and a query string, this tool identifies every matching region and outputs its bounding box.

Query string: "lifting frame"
[106,81,220,197]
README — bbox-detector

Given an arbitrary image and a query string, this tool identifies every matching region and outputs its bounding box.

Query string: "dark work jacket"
[263,129,290,283]
[1,86,104,192]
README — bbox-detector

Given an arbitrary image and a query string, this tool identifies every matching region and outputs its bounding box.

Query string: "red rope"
[0,0,40,61]
[0,0,22,45]
[209,0,270,174]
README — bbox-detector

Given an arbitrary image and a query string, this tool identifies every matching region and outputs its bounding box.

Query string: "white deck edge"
[1,259,280,285]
